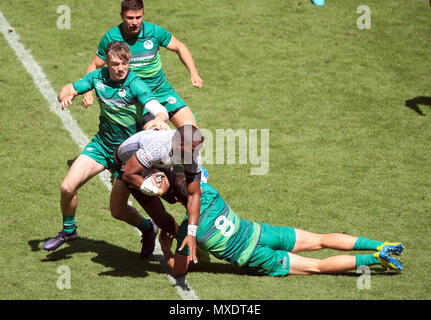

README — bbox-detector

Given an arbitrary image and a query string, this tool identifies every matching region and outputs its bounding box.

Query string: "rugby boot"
[43,227,78,251]
[140,220,159,259]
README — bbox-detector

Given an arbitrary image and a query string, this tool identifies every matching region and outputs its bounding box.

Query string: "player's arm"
[165,35,203,88]
[159,231,190,277]
[81,55,106,108]
[143,100,170,130]
[122,154,164,196]
[178,178,200,264]
[57,83,79,110]
[131,78,170,130]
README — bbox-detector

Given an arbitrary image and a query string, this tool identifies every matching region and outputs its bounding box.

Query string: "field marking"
[0,10,198,300]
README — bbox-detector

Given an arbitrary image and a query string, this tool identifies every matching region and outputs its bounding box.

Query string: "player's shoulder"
[102,23,123,41]
[143,20,169,35]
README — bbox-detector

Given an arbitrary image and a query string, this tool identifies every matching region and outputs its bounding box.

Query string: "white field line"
[0,10,198,300]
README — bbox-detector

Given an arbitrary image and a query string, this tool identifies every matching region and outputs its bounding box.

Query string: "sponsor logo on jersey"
[96,82,105,91]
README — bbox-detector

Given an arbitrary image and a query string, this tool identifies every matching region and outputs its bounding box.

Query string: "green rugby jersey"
[96,21,172,91]
[178,183,262,267]
[73,67,156,149]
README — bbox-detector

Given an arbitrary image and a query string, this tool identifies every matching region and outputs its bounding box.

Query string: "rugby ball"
[141,168,164,188]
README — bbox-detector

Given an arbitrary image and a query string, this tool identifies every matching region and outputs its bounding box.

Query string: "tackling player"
[111,125,204,262]
[43,42,169,251]
[156,172,405,276]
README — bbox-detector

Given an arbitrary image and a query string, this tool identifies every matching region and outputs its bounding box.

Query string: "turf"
[0,0,430,300]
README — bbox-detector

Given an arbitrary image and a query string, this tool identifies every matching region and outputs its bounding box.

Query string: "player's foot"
[376,241,404,256]
[374,249,403,271]
[312,0,325,6]
[140,220,159,259]
[43,227,78,251]
[201,166,209,184]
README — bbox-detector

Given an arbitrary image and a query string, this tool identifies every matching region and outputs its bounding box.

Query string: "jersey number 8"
[214,216,234,237]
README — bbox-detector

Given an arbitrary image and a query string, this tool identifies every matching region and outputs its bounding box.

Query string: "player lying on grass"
[111,124,204,262]
[154,172,404,276]
[43,42,169,251]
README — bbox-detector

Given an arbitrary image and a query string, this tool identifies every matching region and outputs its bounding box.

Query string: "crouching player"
[155,173,404,277]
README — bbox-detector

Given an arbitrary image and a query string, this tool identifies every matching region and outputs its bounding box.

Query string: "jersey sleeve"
[154,24,172,47]
[72,72,94,94]
[96,32,110,61]
[129,77,157,106]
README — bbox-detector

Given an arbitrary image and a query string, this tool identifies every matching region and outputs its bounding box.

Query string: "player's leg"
[288,252,357,275]
[60,154,105,216]
[110,178,148,228]
[43,154,105,251]
[169,106,198,128]
[292,229,358,253]
[292,229,404,256]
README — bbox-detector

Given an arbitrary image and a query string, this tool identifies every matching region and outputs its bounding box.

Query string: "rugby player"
[157,173,404,276]
[82,0,202,129]
[43,42,169,251]
[112,125,204,261]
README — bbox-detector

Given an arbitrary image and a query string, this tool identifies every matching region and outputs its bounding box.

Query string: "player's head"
[106,41,131,81]
[171,172,188,206]
[120,0,144,35]
[172,124,204,165]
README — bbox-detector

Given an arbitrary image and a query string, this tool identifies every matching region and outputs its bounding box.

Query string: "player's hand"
[81,91,94,108]
[143,119,170,131]
[60,96,74,110]
[179,234,197,264]
[190,74,203,88]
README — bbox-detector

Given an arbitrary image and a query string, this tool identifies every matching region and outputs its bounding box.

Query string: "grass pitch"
[0,0,430,300]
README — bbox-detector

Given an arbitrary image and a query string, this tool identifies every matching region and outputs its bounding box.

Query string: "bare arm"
[165,36,203,88]
[81,55,106,108]
[58,83,79,110]
[159,231,190,276]
[178,180,201,264]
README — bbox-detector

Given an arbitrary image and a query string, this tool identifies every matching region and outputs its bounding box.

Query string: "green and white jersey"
[73,67,157,149]
[178,183,262,267]
[96,21,172,91]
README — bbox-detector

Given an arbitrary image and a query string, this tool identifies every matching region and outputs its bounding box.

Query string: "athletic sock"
[355,254,380,268]
[63,215,76,234]
[138,218,151,234]
[353,236,384,251]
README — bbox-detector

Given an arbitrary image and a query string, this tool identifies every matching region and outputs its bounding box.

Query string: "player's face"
[107,56,129,81]
[121,9,144,35]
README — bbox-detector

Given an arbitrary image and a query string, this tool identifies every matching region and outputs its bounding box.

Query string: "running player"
[43,42,169,251]
[112,125,204,262]
[83,0,202,129]
[157,172,405,276]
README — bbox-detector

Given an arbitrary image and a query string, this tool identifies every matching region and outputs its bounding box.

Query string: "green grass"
[0,0,430,300]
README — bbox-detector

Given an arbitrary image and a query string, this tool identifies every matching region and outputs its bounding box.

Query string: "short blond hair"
[106,41,131,63]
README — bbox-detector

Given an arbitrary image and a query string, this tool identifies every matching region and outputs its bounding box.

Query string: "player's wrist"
[187,224,197,237]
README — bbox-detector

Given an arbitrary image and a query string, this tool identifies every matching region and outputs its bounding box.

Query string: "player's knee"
[60,180,77,197]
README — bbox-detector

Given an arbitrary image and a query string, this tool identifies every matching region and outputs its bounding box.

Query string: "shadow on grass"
[28,237,253,279]
[28,238,402,279]
[405,96,431,116]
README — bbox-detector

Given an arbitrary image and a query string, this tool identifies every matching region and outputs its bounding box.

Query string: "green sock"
[355,254,380,268]
[138,218,151,234]
[353,236,384,251]
[63,215,76,234]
